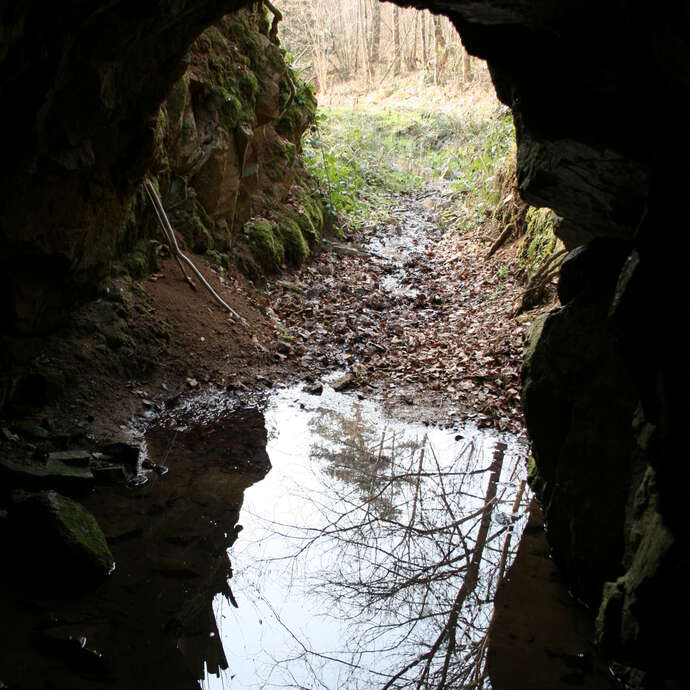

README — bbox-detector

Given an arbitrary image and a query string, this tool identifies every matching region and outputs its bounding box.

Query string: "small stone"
[304,382,323,396]
[11,421,50,439]
[331,372,355,392]
[98,437,140,471]
[1,427,20,442]
[92,464,128,484]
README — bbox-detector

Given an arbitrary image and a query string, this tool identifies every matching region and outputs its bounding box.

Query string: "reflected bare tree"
[253,404,529,690]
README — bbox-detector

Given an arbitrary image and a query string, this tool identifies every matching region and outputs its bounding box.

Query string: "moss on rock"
[147,9,324,283]
[519,207,558,279]
[244,217,284,272]
[11,490,115,584]
[293,184,325,244]
[170,200,215,253]
[276,217,309,266]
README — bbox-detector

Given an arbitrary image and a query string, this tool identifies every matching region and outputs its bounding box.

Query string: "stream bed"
[202,384,529,689]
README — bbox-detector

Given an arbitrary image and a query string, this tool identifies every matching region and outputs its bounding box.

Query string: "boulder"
[10,490,115,585]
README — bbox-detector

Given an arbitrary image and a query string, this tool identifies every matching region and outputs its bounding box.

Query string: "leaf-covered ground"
[267,182,536,432]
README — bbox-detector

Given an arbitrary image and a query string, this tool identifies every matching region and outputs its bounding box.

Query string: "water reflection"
[206,386,528,689]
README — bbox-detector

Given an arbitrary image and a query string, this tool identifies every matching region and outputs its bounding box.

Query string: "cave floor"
[0,185,611,689]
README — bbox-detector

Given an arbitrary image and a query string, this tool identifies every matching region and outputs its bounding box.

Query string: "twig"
[262,0,282,44]
[143,179,243,322]
[486,221,514,258]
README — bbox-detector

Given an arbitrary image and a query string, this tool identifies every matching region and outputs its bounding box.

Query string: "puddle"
[204,385,529,689]
[0,385,528,690]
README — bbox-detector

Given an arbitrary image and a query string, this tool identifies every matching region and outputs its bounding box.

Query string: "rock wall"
[407,2,686,686]
[0,1,321,336]
[152,10,323,283]
[0,1,242,334]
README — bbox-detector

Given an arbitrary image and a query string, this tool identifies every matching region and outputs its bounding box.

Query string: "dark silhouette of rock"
[9,490,114,584]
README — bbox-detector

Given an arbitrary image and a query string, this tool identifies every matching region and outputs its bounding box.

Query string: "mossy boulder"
[10,490,115,585]
[244,217,284,273]
[276,217,309,266]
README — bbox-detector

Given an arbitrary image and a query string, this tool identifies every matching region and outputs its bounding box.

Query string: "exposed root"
[517,247,567,313]
[144,179,244,323]
[262,0,282,44]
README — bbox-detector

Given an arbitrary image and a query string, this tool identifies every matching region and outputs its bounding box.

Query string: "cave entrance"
[198,3,554,688]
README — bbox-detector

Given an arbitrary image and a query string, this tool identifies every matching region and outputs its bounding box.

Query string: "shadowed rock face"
[0,1,245,333]
[0,406,271,690]
[1,0,687,685]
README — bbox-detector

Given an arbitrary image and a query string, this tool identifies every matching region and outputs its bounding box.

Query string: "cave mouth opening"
[0,1,686,688]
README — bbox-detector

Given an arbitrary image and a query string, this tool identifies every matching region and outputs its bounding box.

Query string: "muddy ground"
[18,185,536,436]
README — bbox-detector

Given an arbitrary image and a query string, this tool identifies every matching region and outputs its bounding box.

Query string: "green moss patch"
[276,217,309,266]
[244,217,285,272]
[519,207,558,280]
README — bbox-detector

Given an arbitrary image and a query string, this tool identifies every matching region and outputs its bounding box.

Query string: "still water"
[204,385,529,689]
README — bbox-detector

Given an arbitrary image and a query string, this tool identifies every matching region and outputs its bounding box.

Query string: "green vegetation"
[277,217,310,266]
[519,207,558,280]
[244,217,285,272]
[302,106,514,229]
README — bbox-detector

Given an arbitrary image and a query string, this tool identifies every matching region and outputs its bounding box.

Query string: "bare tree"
[370,0,382,68]
[392,4,401,76]
[276,0,488,94]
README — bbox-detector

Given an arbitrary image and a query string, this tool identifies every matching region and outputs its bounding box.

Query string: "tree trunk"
[392,5,401,76]
[421,12,427,74]
[370,0,381,68]
[462,43,472,83]
[408,12,418,71]
[358,0,371,86]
